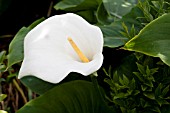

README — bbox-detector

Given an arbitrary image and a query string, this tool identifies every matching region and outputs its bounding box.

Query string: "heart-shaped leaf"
[17,80,114,113]
[124,13,170,66]
[20,73,82,95]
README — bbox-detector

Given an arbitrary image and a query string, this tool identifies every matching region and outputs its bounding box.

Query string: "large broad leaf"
[124,13,170,66]
[16,80,114,113]
[20,73,82,95]
[20,76,56,95]
[7,17,45,68]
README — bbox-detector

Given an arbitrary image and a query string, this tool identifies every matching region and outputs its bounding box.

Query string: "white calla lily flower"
[18,13,103,83]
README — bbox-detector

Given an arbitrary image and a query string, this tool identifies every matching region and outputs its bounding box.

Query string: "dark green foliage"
[17,80,114,113]
[104,53,170,113]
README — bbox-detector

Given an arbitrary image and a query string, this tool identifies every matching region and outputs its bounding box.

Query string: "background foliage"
[1,0,170,113]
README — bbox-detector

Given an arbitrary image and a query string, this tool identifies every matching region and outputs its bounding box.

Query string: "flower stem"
[90,72,115,113]
[90,72,104,101]
[13,79,27,104]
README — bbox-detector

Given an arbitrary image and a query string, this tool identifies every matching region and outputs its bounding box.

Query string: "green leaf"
[113,93,129,99]
[76,10,97,23]
[162,85,169,97]
[122,74,129,85]
[129,78,136,89]
[54,0,101,11]
[0,51,6,63]
[7,17,45,68]
[141,85,148,91]
[143,92,155,100]
[20,76,56,95]
[54,0,100,24]
[121,6,144,29]
[136,62,145,75]
[119,74,129,86]
[156,98,169,107]
[99,22,128,48]
[133,72,144,82]
[20,72,83,95]
[102,0,134,19]
[0,94,7,102]
[7,27,30,68]
[151,106,161,113]
[137,0,153,22]
[28,17,45,29]
[113,71,119,83]
[124,13,170,66]
[17,80,114,113]
[155,83,162,97]
[96,2,113,25]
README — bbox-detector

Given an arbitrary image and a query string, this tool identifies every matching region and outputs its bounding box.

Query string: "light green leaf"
[122,74,129,85]
[0,51,6,63]
[124,13,170,66]
[136,62,145,75]
[143,92,155,100]
[0,94,7,102]
[102,0,134,19]
[17,80,114,113]
[155,83,162,97]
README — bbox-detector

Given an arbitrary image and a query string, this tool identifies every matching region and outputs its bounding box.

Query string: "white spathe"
[18,13,104,83]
